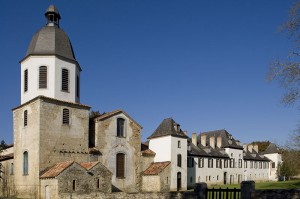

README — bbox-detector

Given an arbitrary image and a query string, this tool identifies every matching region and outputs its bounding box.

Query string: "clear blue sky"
[0,1,298,145]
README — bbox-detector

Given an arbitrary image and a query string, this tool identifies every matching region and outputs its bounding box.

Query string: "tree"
[268,1,300,108]
[89,110,101,119]
[0,140,7,180]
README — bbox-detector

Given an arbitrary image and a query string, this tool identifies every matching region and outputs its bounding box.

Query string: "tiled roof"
[80,162,99,170]
[94,110,142,128]
[141,149,156,156]
[147,118,188,139]
[143,161,170,175]
[199,129,243,149]
[262,143,280,154]
[40,161,74,178]
[0,153,14,162]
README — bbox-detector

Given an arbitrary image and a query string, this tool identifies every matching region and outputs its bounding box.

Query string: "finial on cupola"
[45,5,61,27]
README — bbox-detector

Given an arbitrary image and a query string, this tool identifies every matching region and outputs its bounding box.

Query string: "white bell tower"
[20,5,81,104]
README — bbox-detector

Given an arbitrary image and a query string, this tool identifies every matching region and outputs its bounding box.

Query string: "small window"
[62,109,70,124]
[166,177,169,184]
[198,158,204,168]
[177,154,182,167]
[97,179,100,188]
[116,153,125,178]
[10,163,14,175]
[117,118,125,137]
[272,162,275,168]
[208,158,213,168]
[24,69,28,92]
[224,159,228,168]
[244,161,247,168]
[39,66,47,89]
[178,140,181,148]
[76,75,80,98]
[24,110,28,127]
[72,180,76,191]
[62,69,69,92]
[190,176,193,183]
[23,151,28,175]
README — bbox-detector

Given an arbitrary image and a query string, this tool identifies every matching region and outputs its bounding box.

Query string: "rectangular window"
[224,159,228,168]
[177,154,182,167]
[72,180,76,191]
[250,161,253,169]
[76,75,80,98]
[208,158,213,168]
[116,153,125,178]
[239,159,242,168]
[244,161,247,168]
[62,109,70,125]
[24,69,28,92]
[10,163,14,175]
[39,66,47,89]
[117,118,125,137]
[198,158,204,168]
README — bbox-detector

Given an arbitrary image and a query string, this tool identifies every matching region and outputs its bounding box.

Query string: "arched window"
[24,69,28,92]
[24,110,28,127]
[117,118,125,137]
[61,69,69,92]
[10,163,14,175]
[116,153,125,178]
[177,154,182,167]
[62,109,70,124]
[23,151,28,175]
[39,66,47,89]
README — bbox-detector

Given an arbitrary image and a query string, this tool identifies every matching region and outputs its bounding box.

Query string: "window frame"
[23,151,28,175]
[116,118,126,137]
[177,154,182,167]
[24,69,28,92]
[116,153,125,178]
[61,68,69,92]
[24,110,28,127]
[39,66,47,89]
[62,108,70,125]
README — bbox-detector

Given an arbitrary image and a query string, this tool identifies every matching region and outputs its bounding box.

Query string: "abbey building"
[0,5,282,199]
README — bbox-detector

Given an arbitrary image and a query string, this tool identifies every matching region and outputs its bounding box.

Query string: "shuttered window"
[24,69,28,92]
[116,153,125,178]
[23,151,28,175]
[39,66,47,89]
[62,69,69,92]
[62,109,70,124]
[24,110,28,127]
[117,118,125,137]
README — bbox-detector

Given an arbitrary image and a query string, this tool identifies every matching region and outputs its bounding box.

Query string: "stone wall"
[0,159,15,198]
[252,189,300,199]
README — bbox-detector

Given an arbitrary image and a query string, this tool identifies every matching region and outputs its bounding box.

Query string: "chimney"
[183,130,187,136]
[236,140,241,146]
[253,144,258,153]
[192,133,197,146]
[248,144,253,153]
[217,136,222,148]
[243,145,248,152]
[210,136,215,149]
[201,135,206,146]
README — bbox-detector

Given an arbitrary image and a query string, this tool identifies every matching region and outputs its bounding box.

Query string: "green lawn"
[209,180,300,190]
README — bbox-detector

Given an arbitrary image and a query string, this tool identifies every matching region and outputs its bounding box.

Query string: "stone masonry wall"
[252,189,300,199]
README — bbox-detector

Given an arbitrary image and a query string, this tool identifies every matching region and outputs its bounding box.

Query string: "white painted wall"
[265,153,282,181]
[20,56,80,104]
[149,136,172,162]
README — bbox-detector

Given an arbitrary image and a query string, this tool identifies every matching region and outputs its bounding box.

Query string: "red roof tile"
[40,161,74,178]
[141,149,156,156]
[143,161,170,175]
[80,162,99,170]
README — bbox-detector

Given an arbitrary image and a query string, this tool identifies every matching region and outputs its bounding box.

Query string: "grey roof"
[187,139,229,158]
[262,143,280,154]
[24,5,76,62]
[243,150,270,162]
[198,129,243,149]
[147,118,188,139]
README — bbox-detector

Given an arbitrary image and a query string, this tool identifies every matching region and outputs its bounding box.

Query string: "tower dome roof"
[25,5,76,61]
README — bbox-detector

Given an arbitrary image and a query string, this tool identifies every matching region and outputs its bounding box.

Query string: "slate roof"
[262,143,281,154]
[23,5,76,63]
[94,110,142,128]
[243,150,270,162]
[143,161,170,175]
[40,161,74,178]
[147,118,188,139]
[199,129,243,149]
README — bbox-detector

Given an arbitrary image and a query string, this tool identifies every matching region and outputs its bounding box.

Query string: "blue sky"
[0,1,299,145]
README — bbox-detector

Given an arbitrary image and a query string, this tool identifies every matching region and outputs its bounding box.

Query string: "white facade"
[20,56,80,104]
[265,153,282,181]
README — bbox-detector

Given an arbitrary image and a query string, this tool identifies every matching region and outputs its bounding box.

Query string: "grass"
[209,179,300,190]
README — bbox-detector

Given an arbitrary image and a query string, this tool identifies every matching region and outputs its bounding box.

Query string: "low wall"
[59,192,196,199]
[252,189,300,199]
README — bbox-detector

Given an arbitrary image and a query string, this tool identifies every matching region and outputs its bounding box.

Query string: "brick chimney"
[210,136,215,149]
[217,136,222,148]
[201,135,206,146]
[192,133,197,146]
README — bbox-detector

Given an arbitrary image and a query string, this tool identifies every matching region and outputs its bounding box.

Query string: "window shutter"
[63,109,69,124]
[116,153,125,178]
[24,110,28,127]
[39,66,47,89]
[24,69,28,92]
[62,69,69,92]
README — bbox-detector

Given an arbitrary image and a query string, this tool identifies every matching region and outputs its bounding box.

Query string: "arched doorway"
[177,172,181,191]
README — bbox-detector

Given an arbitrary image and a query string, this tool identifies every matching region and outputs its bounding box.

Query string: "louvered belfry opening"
[116,153,125,178]
[24,110,28,127]
[39,66,47,89]
[62,69,69,92]
[62,108,69,124]
[24,69,28,92]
